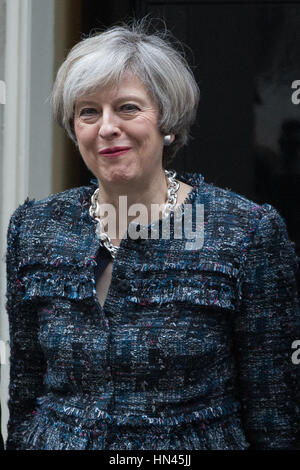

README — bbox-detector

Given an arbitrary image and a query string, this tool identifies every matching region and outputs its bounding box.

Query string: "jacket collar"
[88,171,205,205]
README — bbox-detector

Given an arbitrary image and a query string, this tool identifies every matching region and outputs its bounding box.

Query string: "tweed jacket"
[5,172,300,450]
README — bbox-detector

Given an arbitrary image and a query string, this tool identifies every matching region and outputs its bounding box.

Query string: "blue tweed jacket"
[5,172,300,450]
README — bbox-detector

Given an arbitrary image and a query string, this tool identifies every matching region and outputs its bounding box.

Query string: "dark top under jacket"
[5,172,300,450]
[94,245,112,283]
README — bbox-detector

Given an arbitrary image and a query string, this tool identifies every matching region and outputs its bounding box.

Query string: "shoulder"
[201,178,297,264]
[177,171,294,263]
[9,184,91,230]
[180,171,284,229]
[197,174,262,217]
[7,184,94,263]
[16,184,88,215]
[207,177,293,248]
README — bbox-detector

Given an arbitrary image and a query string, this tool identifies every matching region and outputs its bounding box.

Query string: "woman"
[5,18,300,450]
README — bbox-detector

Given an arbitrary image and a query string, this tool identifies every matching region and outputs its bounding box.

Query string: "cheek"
[131,119,162,147]
[74,124,95,149]
[74,118,81,137]
[74,121,84,145]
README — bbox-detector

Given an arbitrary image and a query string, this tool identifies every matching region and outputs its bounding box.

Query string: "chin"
[100,167,139,185]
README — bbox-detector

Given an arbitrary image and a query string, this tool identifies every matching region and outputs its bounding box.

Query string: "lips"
[99,146,131,156]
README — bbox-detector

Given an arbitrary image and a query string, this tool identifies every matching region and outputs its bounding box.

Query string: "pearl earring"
[163,135,172,146]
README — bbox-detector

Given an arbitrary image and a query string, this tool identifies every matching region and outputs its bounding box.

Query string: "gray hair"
[51,17,200,166]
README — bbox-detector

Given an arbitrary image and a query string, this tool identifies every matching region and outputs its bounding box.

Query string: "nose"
[98,110,121,139]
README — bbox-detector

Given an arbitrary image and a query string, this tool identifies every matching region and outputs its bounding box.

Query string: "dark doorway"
[81,1,256,200]
[79,1,300,266]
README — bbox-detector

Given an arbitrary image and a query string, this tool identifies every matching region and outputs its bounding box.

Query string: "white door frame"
[0,0,55,444]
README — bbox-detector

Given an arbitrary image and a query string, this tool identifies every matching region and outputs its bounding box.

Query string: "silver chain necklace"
[89,169,180,258]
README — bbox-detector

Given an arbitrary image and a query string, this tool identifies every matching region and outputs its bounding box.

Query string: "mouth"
[99,147,131,157]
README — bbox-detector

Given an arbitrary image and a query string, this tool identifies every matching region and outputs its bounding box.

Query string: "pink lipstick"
[99,146,131,157]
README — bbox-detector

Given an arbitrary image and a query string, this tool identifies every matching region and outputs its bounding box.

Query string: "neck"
[96,169,169,239]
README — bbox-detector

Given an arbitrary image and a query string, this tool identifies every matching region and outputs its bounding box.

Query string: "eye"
[120,104,140,112]
[79,108,98,117]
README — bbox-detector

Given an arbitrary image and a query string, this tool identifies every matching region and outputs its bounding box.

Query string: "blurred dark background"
[70,0,300,262]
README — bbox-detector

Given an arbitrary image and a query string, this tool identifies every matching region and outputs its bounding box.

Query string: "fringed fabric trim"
[20,406,249,450]
[133,260,239,277]
[21,272,95,300]
[17,255,97,270]
[126,275,235,309]
[126,287,235,310]
[35,395,241,427]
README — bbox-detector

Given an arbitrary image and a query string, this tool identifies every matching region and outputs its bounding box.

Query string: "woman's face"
[74,73,165,187]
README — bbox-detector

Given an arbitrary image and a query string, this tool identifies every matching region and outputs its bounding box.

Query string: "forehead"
[75,73,154,105]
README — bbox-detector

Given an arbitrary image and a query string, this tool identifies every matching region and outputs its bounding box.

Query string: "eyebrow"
[75,100,97,106]
[75,94,148,107]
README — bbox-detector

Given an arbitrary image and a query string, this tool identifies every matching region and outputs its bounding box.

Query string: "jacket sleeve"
[5,199,47,450]
[234,203,300,449]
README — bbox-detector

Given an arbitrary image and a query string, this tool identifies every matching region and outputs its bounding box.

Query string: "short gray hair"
[51,17,200,166]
